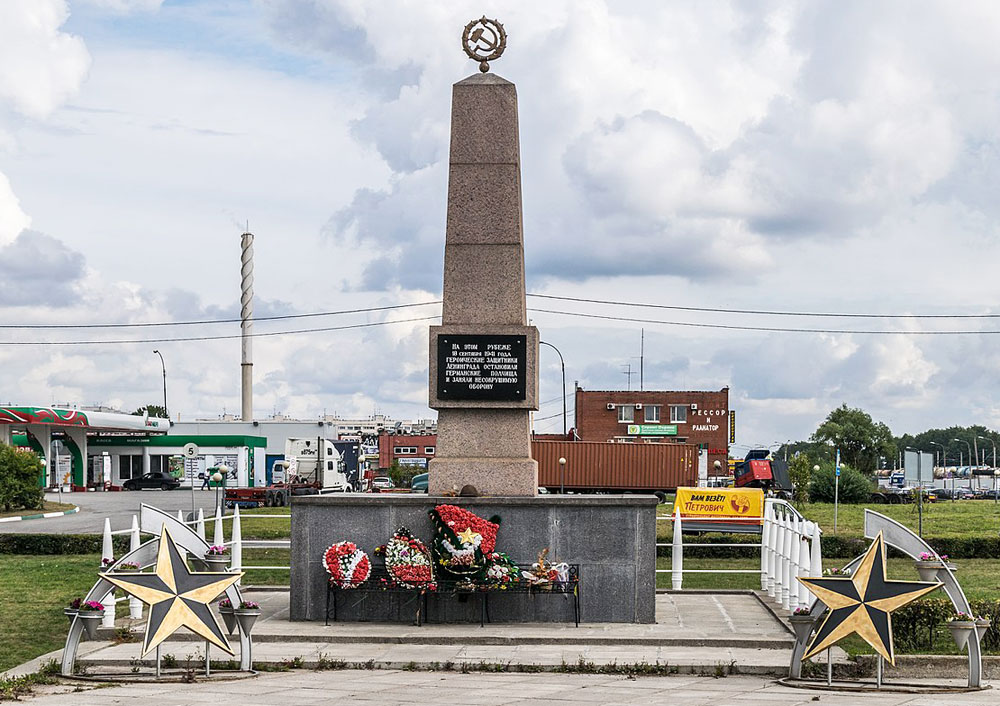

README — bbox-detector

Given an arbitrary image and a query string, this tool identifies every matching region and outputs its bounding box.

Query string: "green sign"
[627,424,678,436]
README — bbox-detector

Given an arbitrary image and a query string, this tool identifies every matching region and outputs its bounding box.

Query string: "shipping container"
[532,440,698,496]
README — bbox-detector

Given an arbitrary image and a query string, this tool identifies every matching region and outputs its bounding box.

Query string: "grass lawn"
[0,554,98,673]
[656,499,1000,541]
[0,501,76,519]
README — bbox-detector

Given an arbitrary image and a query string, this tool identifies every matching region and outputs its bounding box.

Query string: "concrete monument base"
[290,494,657,624]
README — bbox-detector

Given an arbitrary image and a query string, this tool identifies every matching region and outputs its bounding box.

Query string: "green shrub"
[809,464,872,504]
[654,533,1000,559]
[893,598,1000,651]
[0,443,44,512]
[0,534,129,555]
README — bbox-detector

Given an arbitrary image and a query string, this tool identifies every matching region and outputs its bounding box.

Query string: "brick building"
[378,433,437,471]
[573,386,730,476]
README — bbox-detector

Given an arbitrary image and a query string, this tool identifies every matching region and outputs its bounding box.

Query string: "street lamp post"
[558,457,566,495]
[954,438,972,492]
[978,436,995,495]
[539,341,567,436]
[212,470,224,512]
[153,350,168,419]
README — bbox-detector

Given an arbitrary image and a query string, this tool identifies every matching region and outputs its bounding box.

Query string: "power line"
[527,308,1000,335]
[0,316,441,346]
[527,293,1000,320]
[0,301,443,330]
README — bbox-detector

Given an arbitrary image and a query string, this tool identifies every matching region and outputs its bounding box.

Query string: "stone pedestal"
[428,72,538,497]
[290,494,657,623]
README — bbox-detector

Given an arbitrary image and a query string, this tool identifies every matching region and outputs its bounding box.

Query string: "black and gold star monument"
[798,532,941,664]
[100,527,242,655]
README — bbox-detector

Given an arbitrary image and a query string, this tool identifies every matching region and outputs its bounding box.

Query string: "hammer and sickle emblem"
[462,17,507,72]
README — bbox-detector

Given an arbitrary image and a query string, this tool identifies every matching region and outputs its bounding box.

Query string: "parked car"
[936,487,976,500]
[123,471,181,491]
[371,476,395,491]
[410,473,428,493]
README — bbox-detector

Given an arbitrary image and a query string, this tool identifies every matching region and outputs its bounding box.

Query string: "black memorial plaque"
[437,334,527,401]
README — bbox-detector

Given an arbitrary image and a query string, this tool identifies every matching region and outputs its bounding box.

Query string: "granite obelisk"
[428,21,539,496]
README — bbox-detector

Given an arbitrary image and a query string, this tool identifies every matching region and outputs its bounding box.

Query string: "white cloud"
[0,174,30,247]
[72,0,164,13]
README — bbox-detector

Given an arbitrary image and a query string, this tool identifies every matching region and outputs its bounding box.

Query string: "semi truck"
[733,449,793,498]
[224,437,350,508]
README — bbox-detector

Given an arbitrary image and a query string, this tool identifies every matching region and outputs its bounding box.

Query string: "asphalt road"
[1,489,230,534]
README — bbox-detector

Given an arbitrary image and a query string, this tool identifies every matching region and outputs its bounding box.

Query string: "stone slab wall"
[289,494,657,624]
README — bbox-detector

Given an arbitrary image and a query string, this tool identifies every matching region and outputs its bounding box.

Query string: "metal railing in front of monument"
[656,498,823,611]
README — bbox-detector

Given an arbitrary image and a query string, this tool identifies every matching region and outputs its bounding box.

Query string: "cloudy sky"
[3,1,1000,449]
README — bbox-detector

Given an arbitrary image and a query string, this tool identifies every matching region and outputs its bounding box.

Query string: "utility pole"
[622,363,633,391]
[639,329,644,391]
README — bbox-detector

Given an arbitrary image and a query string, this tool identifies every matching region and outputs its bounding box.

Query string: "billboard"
[904,450,934,486]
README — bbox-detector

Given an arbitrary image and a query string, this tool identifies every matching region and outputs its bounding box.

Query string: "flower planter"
[234,609,260,635]
[63,607,78,623]
[789,615,815,642]
[913,560,943,583]
[203,556,230,572]
[78,611,105,640]
[218,606,237,635]
[976,618,991,643]
[948,621,975,650]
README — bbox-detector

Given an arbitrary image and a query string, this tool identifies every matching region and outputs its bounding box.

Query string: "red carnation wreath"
[323,541,371,589]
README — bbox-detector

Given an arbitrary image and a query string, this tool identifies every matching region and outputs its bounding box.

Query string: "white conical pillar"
[196,508,205,540]
[782,514,793,610]
[810,522,823,579]
[129,515,142,619]
[177,509,185,524]
[671,506,683,590]
[213,505,224,547]
[798,527,812,609]
[231,505,242,585]
[101,518,116,628]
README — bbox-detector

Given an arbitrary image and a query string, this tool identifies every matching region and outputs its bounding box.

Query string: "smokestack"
[240,231,254,421]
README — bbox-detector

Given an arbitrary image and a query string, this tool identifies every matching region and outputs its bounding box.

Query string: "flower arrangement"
[238,601,259,610]
[101,557,113,567]
[429,505,500,581]
[218,598,232,609]
[947,612,974,622]
[323,541,371,589]
[522,548,565,587]
[918,552,949,562]
[792,607,812,616]
[68,598,82,610]
[383,527,435,589]
[822,567,851,577]
[484,552,522,587]
[118,561,141,571]
[78,600,105,612]
[206,545,229,556]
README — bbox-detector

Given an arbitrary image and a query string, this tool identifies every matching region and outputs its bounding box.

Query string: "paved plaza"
[21,669,997,705]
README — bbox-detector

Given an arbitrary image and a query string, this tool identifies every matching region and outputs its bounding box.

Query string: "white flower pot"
[63,607,78,623]
[789,616,814,642]
[203,556,230,572]
[219,607,236,635]
[235,609,259,635]
[78,611,104,640]
[975,619,991,643]
[913,560,942,583]
[948,621,975,650]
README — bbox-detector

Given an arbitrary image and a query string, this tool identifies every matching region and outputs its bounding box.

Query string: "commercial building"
[378,433,437,471]
[573,386,731,476]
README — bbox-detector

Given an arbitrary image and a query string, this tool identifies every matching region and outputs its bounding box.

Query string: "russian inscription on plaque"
[437,334,526,401]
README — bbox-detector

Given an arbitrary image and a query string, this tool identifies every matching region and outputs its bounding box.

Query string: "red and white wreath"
[384,527,435,589]
[323,541,371,589]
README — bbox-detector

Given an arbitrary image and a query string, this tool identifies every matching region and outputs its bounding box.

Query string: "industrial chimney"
[240,231,254,421]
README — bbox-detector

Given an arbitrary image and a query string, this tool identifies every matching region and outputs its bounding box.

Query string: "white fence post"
[213,505,224,547]
[671,506,683,590]
[782,513,793,610]
[766,503,777,598]
[101,518,116,628]
[760,504,771,591]
[789,515,801,605]
[798,526,811,609]
[196,508,205,540]
[129,514,142,619]
[177,510,185,524]
[231,505,242,584]
[810,521,823,580]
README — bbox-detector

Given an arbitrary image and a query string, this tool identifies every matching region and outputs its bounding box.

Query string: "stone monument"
[428,17,538,497]
[289,20,657,624]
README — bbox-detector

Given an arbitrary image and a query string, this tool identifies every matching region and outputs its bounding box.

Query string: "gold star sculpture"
[100,526,243,656]
[456,527,480,545]
[798,532,941,665]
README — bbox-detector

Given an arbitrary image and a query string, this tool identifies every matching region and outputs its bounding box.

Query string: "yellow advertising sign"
[673,487,764,520]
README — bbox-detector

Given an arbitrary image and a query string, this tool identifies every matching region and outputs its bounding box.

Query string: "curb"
[0,506,79,523]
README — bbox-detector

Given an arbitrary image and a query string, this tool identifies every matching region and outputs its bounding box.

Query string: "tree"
[0,443,44,512]
[133,404,167,419]
[811,405,895,475]
[787,454,813,504]
[809,462,872,504]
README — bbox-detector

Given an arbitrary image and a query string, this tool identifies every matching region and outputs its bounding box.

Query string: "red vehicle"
[733,449,792,498]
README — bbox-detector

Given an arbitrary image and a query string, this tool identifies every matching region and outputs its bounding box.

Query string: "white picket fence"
[659,498,823,611]
[98,505,291,627]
